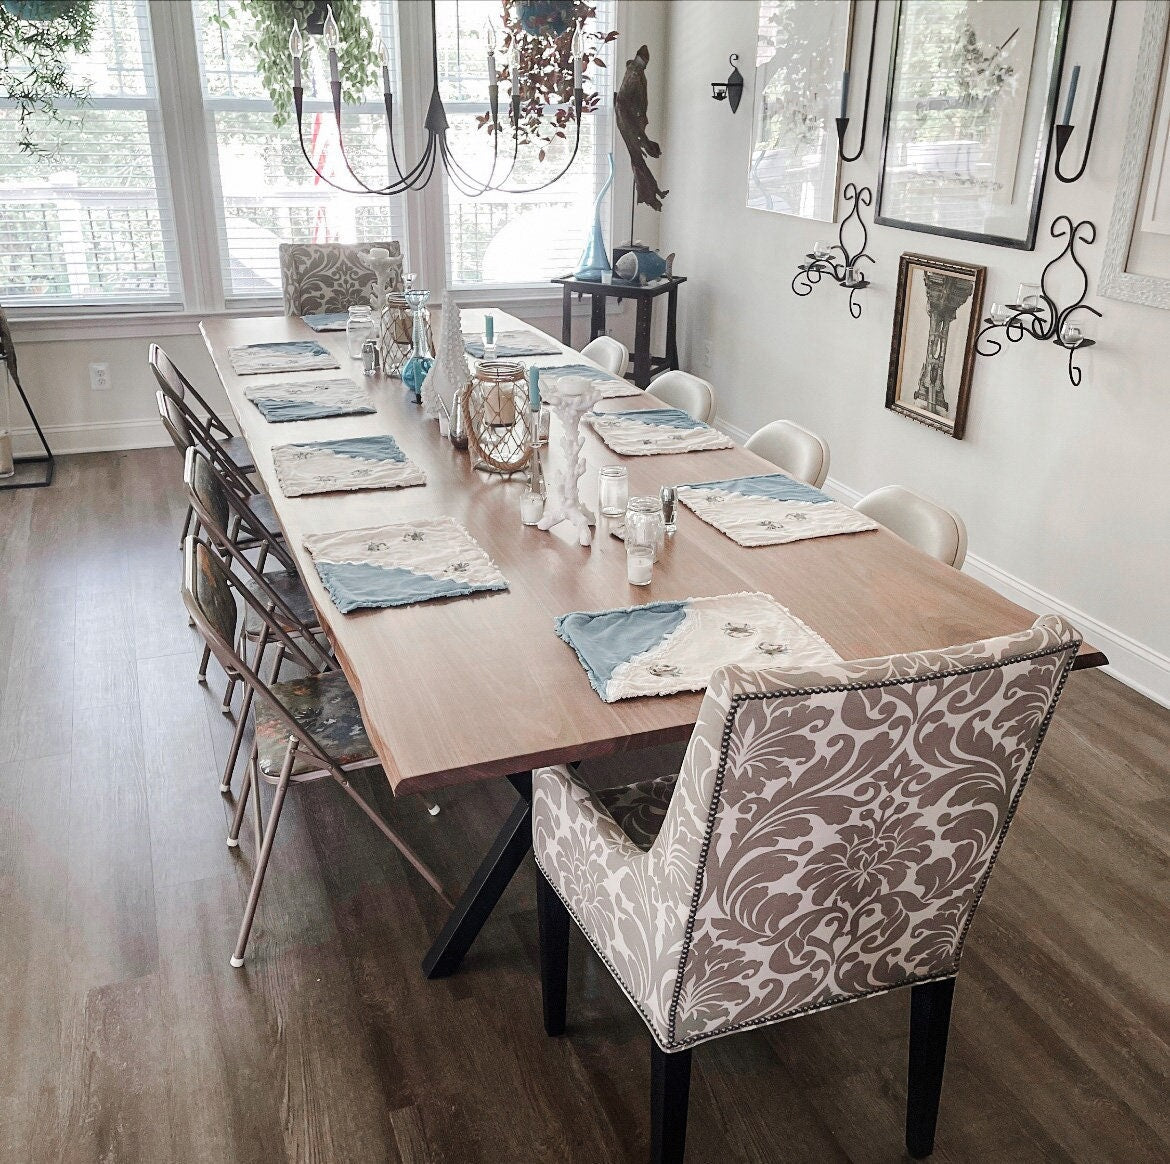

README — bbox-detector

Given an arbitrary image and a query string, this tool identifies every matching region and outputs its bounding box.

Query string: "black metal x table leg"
[421,771,533,979]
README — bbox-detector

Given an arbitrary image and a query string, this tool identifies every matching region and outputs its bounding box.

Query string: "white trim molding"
[13,419,169,457]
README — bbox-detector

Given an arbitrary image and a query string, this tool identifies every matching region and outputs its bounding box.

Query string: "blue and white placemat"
[538,363,640,399]
[464,330,562,358]
[587,407,735,456]
[244,377,376,423]
[678,474,879,546]
[229,340,340,375]
[303,517,508,614]
[272,435,425,497]
[301,312,350,332]
[556,591,839,702]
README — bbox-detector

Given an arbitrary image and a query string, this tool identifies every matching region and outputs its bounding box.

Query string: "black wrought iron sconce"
[975,216,1102,386]
[834,0,879,162]
[1054,0,1116,183]
[792,184,875,319]
[710,55,744,113]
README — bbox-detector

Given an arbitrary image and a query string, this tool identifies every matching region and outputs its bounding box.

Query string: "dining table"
[201,307,1107,979]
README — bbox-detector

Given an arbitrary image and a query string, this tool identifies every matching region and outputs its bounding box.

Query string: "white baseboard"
[13,418,169,456]
[712,412,1170,709]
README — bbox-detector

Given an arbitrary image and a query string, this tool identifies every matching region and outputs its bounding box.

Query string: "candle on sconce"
[1060,321,1083,346]
[813,239,832,260]
[572,27,583,90]
[378,37,391,95]
[289,22,303,90]
[990,302,1010,325]
[323,8,340,86]
[839,67,850,120]
[1062,63,1081,125]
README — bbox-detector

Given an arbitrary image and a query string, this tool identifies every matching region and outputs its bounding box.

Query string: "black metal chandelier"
[290,0,587,197]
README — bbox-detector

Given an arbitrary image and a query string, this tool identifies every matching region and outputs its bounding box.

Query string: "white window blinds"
[0,0,182,309]
[434,0,616,288]
[192,0,409,305]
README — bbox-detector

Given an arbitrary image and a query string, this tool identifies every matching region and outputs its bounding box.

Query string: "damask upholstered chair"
[182,536,450,967]
[745,418,831,488]
[278,241,403,316]
[533,616,1082,1163]
[856,485,969,569]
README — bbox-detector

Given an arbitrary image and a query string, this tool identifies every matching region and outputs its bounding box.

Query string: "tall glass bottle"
[400,288,434,403]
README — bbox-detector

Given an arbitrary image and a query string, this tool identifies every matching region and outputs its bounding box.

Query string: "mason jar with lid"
[346,305,374,359]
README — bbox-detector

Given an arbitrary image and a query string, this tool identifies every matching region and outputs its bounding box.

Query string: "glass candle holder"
[598,465,629,516]
[989,302,1011,325]
[813,240,833,260]
[626,495,664,585]
[346,304,374,359]
[1016,282,1042,309]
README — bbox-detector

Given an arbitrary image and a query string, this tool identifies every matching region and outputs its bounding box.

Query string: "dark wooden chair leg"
[536,871,569,1036]
[650,1043,692,1164]
[906,977,956,1159]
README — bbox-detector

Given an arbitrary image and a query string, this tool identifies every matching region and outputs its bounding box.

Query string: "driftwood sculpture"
[615,44,668,211]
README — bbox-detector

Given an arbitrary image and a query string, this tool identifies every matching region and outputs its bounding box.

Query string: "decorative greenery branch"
[0,0,97,155]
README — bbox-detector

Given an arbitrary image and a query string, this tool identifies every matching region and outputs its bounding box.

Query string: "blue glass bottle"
[400,288,434,403]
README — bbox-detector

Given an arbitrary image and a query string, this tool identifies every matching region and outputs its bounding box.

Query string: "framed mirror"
[746,0,855,222]
[1100,1,1170,308]
[876,0,1069,250]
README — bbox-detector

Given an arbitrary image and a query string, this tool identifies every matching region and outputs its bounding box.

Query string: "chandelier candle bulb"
[573,28,583,91]
[379,38,391,94]
[324,9,340,85]
[839,68,850,120]
[289,22,302,89]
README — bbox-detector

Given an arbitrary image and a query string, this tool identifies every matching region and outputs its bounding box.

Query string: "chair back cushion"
[581,335,630,377]
[745,419,830,488]
[856,485,968,568]
[648,370,716,424]
[279,242,403,316]
[661,615,1080,1046]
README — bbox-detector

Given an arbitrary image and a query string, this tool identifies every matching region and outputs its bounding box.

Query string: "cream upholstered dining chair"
[182,535,450,967]
[744,418,831,488]
[533,615,1082,1163]
[581,335,630,378]
[648,370,717,424]
[278,241,403,315]
[856,486,968,569]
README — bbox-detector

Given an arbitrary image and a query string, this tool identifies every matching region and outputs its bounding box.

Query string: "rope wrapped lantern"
[462,360,532,474]
[382,292,435,376]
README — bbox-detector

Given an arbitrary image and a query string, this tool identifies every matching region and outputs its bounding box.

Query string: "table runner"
[229,340,340,375]
[678,474,880,546]
[301,312,350,332]
[556,591,839,701]
[464,330,562,358]
[303,517,508,613]
[244,377,376,423]
[272,435,425,497]
[538,363,641,399]
[587,407,735,456]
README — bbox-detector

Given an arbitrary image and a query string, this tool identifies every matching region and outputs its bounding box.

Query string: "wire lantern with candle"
[463,361,533,474]
[288,1,613,197]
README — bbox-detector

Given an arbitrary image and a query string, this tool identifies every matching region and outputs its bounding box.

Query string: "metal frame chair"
[182,535,451,967]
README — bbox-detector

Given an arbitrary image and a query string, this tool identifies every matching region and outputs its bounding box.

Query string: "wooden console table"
[552,273,687,389]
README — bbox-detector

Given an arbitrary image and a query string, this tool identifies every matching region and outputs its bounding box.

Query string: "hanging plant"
[209,0,378,127]
[0,0,97,154]
[478,0,617,154]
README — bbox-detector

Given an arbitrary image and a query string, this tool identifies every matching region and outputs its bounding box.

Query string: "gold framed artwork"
[886,253,986,440]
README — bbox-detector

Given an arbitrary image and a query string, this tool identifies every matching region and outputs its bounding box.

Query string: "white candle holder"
[537,375,604,546]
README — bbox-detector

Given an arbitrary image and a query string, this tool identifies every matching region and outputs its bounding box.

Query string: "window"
[192,0,408,305]
[0,0,181,308]
[433,0,616,288]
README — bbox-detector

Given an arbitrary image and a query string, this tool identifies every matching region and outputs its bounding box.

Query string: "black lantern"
[710,54,743,113]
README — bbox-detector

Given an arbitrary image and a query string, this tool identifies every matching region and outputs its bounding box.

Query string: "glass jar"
[626,495,664,585]
[346,305,374,359]
[598,465,628,517]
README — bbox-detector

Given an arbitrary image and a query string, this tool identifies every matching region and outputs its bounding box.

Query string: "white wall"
[657,0,1170,705]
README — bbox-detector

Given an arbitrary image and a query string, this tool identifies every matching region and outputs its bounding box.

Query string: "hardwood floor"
[2,448,1169,1163]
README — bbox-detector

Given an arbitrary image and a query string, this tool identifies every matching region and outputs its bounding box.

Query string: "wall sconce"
[975,216,1102,385]
[1054,0,1116,183]
[710,55,744,113]
[791,183,875,318]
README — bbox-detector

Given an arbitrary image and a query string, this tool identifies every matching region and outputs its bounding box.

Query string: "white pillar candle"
[627,548,654,586]
[521,492,545,525]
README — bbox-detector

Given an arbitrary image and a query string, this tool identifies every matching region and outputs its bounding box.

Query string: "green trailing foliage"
[209,0,378,127]
[0,0,97,154]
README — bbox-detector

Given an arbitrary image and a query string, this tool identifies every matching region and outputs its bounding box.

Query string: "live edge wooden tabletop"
[201,310,1106,796]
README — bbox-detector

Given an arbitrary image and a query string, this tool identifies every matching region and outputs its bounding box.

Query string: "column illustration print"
[915,272,974,416]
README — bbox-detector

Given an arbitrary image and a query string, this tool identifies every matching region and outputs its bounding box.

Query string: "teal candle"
[527,365,541,412]
[484,313,495,345]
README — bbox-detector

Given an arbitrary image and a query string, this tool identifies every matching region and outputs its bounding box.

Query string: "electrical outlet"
[89,362,111,391]
[701,341,713,371]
